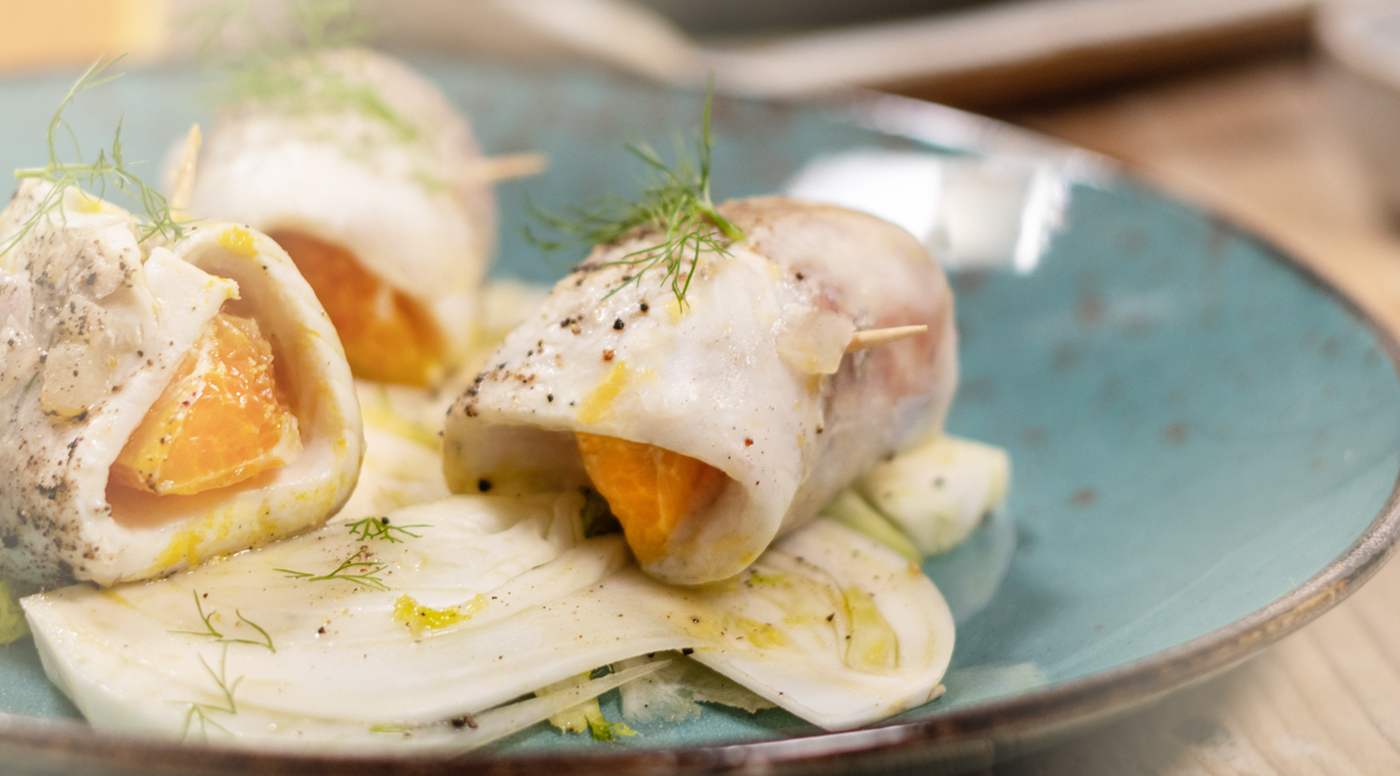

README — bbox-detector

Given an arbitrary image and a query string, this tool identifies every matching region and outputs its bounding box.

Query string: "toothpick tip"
[846,325,928,353]
[472,152,548,183]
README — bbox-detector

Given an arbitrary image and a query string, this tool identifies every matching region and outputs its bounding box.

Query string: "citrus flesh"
[270,230,444,386]
[574,433,728,564]
[111,313,301,496]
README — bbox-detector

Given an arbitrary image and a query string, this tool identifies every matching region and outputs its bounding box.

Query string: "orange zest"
[575,433,728,564]
[270,230,444,386]
[111,313,301,496]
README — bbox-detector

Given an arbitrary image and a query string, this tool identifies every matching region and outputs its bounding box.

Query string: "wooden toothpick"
[169,124,203,218]
[469,152,548,183]
[846,325,928,353]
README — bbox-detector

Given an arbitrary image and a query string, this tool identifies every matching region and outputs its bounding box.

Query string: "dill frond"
[174,646,241,740]
[0,56,188,258]
[290,0,368,49]
[197,1,419,143]
[524,82,744,309]
[276,547,390,591]
[181,704,233,740]
[346,516,430,544]
[201,648,241,713]
[170,590,276,652]
[191,0,365,64]
[228,54,418,142]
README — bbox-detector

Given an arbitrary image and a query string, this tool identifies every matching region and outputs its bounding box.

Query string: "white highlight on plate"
[782,149,1076,272]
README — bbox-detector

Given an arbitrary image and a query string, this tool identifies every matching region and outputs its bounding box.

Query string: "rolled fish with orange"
[0,179,362,587]
[185,48,518,387]
[444,196,957,585]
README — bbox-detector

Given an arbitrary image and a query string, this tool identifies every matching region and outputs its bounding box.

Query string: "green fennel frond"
[201,647,241,713]
[276,547,390,590]
[346,516,430,543]
[173,646,241,741]
[181,703,233,740]
[170,590,276,652]
[0,56,188,258]
[195,0,418,142]
[523,83,744,310]
[191,0,365,65]
[289,0,368,49]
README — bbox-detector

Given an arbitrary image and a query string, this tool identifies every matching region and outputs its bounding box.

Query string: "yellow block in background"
[0,0,169,72]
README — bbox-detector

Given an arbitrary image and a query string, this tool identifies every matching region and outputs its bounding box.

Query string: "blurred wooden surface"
[882,5,1310,112]
[991,54,1400,775]
[0,0,167,73]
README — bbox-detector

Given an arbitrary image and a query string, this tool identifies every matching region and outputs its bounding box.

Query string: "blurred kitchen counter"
[991,53,1400,775]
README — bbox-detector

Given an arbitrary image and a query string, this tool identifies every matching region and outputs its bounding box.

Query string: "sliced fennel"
[616,653,776,724]
[188,660,664,754]
[820,490,921,563]
[433,661,656,752]
[856,434,1010,556]
[24,495,954,745]
[0,577,35,644]
[539,671,637,741]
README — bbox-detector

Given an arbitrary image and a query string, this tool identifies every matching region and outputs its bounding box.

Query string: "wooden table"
[987,54,1400,775]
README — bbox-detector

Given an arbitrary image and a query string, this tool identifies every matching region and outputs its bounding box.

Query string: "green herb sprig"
[346,516,430,543]
[524,84,744,310]
[0,56,187,259]
[195,0,418,143]
[174,646,241,740]
[171,590,276,653]
[276,547,390,591]
[190,0,366,68]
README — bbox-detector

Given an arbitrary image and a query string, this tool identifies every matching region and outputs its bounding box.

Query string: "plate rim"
[0,78,1397,776]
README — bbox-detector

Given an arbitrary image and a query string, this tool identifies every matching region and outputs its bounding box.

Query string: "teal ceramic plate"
[0,60,1397,775]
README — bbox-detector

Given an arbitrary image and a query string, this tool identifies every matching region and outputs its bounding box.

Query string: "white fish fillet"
[0,180,362,586]
[444,197,957,584]
[186,48,496,369]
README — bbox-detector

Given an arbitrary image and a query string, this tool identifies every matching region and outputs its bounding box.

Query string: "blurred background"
[7,0,1400,773]
[0,0,1322,109]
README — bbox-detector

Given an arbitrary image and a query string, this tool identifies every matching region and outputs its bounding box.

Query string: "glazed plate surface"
[0,60,1397,775]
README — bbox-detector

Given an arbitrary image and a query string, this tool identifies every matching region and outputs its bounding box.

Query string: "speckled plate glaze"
[0,60,1397,776]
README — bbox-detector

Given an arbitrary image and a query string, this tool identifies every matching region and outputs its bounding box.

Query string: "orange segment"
[270,230,444,386]
[575,433,728,564]
[111,313,301,496]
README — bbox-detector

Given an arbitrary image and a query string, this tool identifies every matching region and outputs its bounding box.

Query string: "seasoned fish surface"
[0,180,362,586]
[445,197,956,584]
